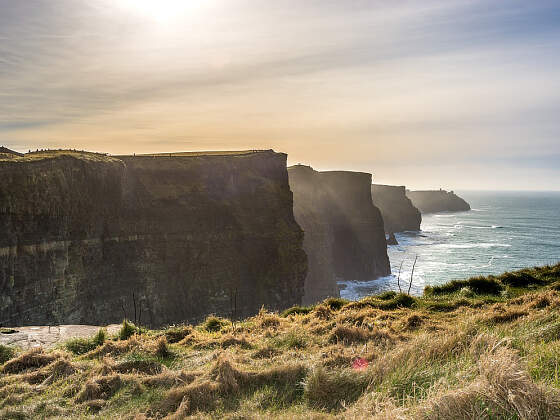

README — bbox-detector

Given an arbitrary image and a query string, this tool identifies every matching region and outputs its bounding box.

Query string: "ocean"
[339,191,560,300]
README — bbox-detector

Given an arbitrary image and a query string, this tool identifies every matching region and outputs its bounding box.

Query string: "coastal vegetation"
[1,264,560,419]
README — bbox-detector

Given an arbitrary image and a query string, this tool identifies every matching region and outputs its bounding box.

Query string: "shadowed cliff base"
[0,149,307,328]
[371,184,422,233]
[289,165,390,306]
[407,189,471,214]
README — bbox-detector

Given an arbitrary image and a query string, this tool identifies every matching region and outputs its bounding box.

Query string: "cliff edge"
[0,150,307,327]
[371,184,421,233]
[406,189,471,214]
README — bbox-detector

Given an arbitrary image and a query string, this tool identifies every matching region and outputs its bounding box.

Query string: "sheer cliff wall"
[289,166,390,304]
[0,151,307,327]
[371,184,421,233]
[320,171,390,281]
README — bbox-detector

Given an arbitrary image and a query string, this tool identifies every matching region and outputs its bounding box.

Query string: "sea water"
[339,191,560,300]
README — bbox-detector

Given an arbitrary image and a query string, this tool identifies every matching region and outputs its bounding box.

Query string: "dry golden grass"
[0,264,559,419]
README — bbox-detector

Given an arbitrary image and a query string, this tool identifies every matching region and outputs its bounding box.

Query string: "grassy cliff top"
[0,149,275,164]
[0,150,120,163]
[118,150,273,157]
[1,263,560,419]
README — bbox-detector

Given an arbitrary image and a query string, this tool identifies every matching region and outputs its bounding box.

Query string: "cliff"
[288,166,338,305]
[0,150,307,327]
[288,166,390,304]
[406,189,471,214]
[371,184,421,233]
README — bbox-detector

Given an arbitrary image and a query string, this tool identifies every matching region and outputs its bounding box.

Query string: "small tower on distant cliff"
[0,146,24,157]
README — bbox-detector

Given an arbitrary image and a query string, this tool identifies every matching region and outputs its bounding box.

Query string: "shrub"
[324,297,350,310]
[425,276,503,296]
[154,337,170,358]
[353,293,416,310]
[119,320,139,340]
[163,325,192,343]
[67,328,108,354]
[377,291,397,301]
[281,306,313,317]
[202,316,228,332]
[0,344,16,364]
[498,271,544,287]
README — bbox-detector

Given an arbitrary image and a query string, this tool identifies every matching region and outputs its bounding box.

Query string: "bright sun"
[119,0,201,22]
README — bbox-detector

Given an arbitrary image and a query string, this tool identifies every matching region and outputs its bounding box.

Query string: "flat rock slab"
[0,324,120,350]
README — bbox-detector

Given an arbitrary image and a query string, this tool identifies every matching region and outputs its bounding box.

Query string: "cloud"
[0,0,559,189]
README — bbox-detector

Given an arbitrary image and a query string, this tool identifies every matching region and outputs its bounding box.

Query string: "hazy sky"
[1,0,559,190]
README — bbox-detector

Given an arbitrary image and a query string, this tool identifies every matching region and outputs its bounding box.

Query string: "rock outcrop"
[371,184,421,233]
[0,150,307,328]
[289,165,390,305]
[406,189,471,214]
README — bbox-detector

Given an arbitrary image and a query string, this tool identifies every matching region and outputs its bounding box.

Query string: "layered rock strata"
[0,150,307,327]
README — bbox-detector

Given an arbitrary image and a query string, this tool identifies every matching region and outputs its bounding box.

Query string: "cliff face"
[371,184,421,233]
[288,166,390,304]
[406,189,471,214]
[288,166,338,305]
[320,171,390,281]
[0,151,307,327]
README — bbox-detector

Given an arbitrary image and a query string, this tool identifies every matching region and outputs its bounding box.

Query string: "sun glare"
[119,0,202,22]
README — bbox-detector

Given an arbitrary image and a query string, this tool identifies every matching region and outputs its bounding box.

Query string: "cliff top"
[407,189,457,194]
[118,149,273,157]
[0,149,277,163]
[372,184,407,190]
[0,150,119,163]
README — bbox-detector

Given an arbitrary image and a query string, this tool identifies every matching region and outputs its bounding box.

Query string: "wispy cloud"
[1,0,559,189]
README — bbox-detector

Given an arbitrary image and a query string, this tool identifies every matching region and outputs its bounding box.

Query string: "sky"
[1,0,559,190]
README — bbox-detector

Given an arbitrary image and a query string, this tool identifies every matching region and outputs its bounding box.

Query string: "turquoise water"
[340,191,560,299]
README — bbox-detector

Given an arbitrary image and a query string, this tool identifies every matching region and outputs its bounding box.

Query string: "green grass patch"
[425,275,504,296]
[281,306,314,317]
[323,297,350,311]
[0,344,16,364]
[202,316,229,332]
[65,328,106,355]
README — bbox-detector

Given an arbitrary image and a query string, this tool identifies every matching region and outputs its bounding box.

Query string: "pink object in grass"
[352,357,369,371]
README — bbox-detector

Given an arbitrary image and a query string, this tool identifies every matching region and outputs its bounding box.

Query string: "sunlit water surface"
[339,191,560,299]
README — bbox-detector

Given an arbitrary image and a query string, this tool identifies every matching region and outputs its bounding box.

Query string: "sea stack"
[371,184,422,232]
[289,165,390,305]
[0,150,307,327]
[406,189,471,214]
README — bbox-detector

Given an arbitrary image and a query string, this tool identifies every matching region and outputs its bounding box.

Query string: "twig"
[408,255,418,295]
[397,260,404,293]
[132,292,137,325]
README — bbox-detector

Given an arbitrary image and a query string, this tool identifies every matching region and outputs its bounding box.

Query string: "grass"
[0,263,559,419]
[0,344,17,364]
[65,328,106,355]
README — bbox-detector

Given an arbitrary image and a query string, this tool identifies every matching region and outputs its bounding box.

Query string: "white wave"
[436,243,511,249]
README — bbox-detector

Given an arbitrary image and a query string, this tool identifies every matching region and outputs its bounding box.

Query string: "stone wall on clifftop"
[371,184,421,233]
[0,150,307,327]
[289,165,390,305]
